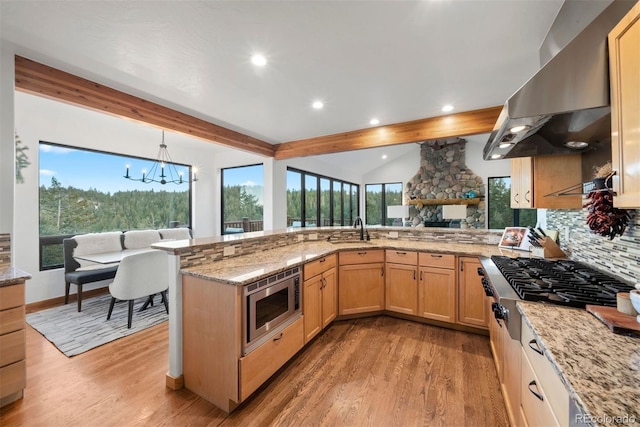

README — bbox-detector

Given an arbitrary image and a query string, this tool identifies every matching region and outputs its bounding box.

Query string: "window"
[39,142,193,270]
[221,164,264,234]
[365,182,402,226]
[488,177,537,229]
[286,167,359,227]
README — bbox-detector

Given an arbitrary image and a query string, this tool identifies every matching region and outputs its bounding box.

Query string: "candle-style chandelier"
[124,130,197,185]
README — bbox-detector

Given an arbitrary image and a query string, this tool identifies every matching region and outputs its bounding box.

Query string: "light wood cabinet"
[418,253,456,323]
[510,154,583,209]
[609,1,640,208]
[457,257,488,328]
[339,250,385,315]
[0,282,26,408]
[303,255,337,343]
[385,250,418,315]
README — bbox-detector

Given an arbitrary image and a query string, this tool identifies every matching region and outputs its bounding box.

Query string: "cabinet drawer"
[419,253,455,269]
[0,283,25,311]
[239,316,304,401]
[521,322,569,425]
[339,249,384,265]
[0,330,26,367]
[521,348,560,427]
[304,254,336,279]
[0,359,26,398]
[0,306,25,335]
[385,250,417,265]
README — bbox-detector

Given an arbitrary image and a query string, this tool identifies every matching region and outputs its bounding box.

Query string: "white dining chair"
[107,250,169,328]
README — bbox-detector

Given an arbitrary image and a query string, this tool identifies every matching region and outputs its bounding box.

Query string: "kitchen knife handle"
[537,227,547,237]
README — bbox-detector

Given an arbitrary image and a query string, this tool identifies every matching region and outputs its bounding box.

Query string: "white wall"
[0,44,15,238]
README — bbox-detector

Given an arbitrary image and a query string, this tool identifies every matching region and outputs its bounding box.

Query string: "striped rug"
[26,293,168,357]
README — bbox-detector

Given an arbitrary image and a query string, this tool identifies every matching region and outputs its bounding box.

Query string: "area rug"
[26,293,168,357]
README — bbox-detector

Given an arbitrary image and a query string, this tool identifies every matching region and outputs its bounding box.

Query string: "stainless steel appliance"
[242,267,301,355]
[478,255,634,340]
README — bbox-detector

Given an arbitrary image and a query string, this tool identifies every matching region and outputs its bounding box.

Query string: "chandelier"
[124,130,197,185]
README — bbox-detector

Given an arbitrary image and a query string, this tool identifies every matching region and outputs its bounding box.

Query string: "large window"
[221,164,264,234]
[365,182,402,226]
[286,167,359,227]
[39,141,193,270]
[488,177,537,229]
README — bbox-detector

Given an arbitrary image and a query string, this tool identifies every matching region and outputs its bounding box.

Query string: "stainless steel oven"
[242,267,301,355]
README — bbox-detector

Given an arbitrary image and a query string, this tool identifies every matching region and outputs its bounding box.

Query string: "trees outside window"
[365,182,402,226]
[39,141,192,270]
[221,164,264,234]
[286,167,358,227]
[488,177,537,229]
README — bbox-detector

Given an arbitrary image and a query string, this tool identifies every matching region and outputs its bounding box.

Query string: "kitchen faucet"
[353,216,365,240]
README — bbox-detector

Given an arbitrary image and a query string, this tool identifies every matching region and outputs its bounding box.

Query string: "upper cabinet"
[609,1,640,209]
[511,154,583,209]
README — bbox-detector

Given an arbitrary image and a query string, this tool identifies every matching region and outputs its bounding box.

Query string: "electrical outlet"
[223,245,235,256]
[308,233,318,241]
[297,234,304,242]
[388,231,399,239]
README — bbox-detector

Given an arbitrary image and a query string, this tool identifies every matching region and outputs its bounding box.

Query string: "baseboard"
[25,287,110,314]
[166,373,184,390]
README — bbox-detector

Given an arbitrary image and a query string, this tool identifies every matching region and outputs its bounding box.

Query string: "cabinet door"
[458,257,488,328]
[321,267,337,328]
[385,263,418,315]
[609,2,640,208]
[511,158,532,209]
[339,263,385,315]
[303,274,323,343]
[418,267,456,323]
[533,154,582,209]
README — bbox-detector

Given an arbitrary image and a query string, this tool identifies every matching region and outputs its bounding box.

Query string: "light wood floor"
[0,316,508,426]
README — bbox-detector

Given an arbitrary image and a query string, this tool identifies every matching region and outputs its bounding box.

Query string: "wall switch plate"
[223,246,235,256]
[297,234,304,242]
[308,233,318,241]
[388,231,399,239]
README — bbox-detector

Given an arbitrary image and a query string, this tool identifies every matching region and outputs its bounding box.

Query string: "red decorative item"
[584,190,630,240]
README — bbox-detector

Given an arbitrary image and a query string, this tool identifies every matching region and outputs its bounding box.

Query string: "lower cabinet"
[338,250,385,315]
[303,255,337,343]
[458,257,488,328]
[418,253,456,323]
[0,282,26,408]
[385,250,418,316]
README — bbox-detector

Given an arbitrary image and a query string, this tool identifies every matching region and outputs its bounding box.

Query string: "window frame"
[487,175,537,229]
[220,163,264,235]
[365,182,402,226]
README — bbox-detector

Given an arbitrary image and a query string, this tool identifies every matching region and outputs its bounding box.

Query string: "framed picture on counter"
[498,227,531,251]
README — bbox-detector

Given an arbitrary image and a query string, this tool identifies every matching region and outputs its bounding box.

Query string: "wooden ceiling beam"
[14,55,275,158]
[273,106,502,159]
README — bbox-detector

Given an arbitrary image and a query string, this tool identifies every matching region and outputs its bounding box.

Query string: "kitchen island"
[518,301,640,426]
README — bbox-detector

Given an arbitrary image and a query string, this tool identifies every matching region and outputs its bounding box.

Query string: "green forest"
[488,178,536,229]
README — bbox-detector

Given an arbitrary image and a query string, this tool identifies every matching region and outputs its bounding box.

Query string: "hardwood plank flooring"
[0,316,508,426]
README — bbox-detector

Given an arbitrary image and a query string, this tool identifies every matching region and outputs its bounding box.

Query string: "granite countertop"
[0,267,32,287]
[517,302,640,426]
[181,238,517,285]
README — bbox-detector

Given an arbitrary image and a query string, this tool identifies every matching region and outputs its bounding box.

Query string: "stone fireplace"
[404,138,486,229]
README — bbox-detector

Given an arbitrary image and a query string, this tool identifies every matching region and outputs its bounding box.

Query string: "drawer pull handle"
[358,251,367,255]
[528,339,543,355]
[273,333,284,342]
[528,380,543,401]
[430,255,443,258]
[396,251,407,255]
[319,258,326,263]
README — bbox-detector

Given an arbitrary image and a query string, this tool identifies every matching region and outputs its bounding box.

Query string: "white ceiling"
[1,0,568,147]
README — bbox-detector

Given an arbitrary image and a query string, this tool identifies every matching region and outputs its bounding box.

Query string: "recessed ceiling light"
[564,141,589,149]
[370,118,380,125]
[441,104,454,113]
[491,154,503,159]
[382,154,388,159]
[312,101,324,110]
[499,142,514,149]
[510,125,531,133]
[251,54,267,66]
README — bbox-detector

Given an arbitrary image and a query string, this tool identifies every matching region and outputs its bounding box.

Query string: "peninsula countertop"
[517,301,640,426]
[181,238,516,285]
[0,267,32,287]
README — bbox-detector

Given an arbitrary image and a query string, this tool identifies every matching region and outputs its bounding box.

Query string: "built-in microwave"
[242,266,301,355]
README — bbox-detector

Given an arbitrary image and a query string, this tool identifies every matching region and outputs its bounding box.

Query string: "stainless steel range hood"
[483,0,636,160]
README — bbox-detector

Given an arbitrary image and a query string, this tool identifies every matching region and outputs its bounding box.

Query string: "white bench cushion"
[123,230,162,249]
[159,228,192,240]
[73,231,122,256]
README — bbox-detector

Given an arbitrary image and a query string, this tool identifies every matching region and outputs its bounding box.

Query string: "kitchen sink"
[328,240,374,245]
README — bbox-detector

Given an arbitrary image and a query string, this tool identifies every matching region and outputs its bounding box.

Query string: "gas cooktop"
[490,256,635,308]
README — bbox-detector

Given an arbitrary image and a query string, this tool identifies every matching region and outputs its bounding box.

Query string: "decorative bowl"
[630,290,640,323]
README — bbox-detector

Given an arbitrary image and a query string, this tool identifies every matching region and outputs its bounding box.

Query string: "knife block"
[531,237,566,259]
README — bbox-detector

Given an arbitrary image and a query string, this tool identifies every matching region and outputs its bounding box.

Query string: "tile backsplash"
[0,234,10,269]
[546,208,639,285]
